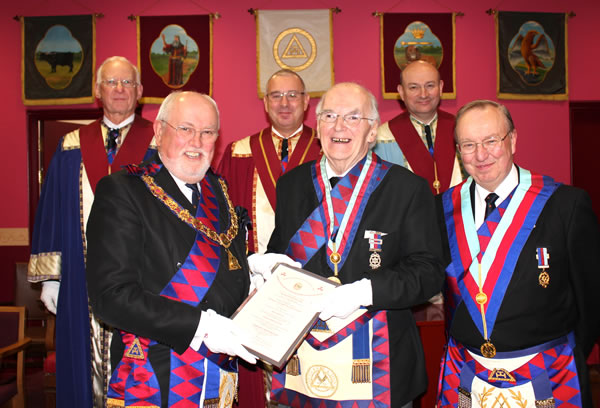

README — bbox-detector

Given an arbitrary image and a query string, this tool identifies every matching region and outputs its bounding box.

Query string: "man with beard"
[162,34,187,86]
[87,91,255,408]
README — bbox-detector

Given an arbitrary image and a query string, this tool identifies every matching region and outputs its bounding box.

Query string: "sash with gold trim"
[442,168,559,341]
[249,126,319,211]
[438,334,582,407]
[285,151,390,272]
[80,115,155,193]
[388,111,455,194]
[107,164,237,408]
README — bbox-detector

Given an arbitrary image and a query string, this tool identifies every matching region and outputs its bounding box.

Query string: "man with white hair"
[252,82,444,407]
[28,56,156,407]
[437,100,600,407]
[87,91,254,408]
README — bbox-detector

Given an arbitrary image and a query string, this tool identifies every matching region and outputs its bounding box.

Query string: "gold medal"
[328,276,341,284]
[369,252,381,269]
[330,252,341,264]
[481,341,496,358]
[539,270,550,288]
[475,292,488,305]
[433,179,441,192]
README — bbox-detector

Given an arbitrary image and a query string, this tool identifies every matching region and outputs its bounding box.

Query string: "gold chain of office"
[141,175,238,248]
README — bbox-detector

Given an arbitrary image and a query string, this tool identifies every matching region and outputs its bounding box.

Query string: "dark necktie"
[281,138,289,161]
[484,193,499,220]
[329,177,340,188]
[106,127,120,164]
[185,183,200,209]
[424,125,434,156]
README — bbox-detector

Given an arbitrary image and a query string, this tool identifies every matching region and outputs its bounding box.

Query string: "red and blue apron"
[273,153,393,407]
[438,168,581,407]
[106,163,238,408]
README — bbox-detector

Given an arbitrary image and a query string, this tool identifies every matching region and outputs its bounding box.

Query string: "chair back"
[0,306,25,349]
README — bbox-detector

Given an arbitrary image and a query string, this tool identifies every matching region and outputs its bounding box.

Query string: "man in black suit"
[437,100,600,407]
[251,82,444,407]
[86,91,256,408]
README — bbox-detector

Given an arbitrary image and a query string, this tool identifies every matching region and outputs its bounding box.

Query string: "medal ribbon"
[108,171,237,407]
[285,152,389,271]
[442,168,559,341]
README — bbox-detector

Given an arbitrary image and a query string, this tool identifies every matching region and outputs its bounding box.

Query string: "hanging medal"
[536,247,550,288]
[364,230,387,269]
[321,154,372,283]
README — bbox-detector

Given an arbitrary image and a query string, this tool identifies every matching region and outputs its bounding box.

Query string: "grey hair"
[265,69,307,93]
[454,99,515,142]
[156,91,221,130]
[315,82,380,124]
[96,56,140,85]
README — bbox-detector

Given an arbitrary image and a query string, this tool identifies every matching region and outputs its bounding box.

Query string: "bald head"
[398,60,443,123]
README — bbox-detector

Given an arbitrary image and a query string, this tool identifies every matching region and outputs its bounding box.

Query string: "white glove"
[319,278,373,321]
[41,281,60,314]
[247,253,301,282]
[190,309,257,364]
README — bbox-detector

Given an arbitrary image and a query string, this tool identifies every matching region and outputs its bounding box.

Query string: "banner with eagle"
[496,11,568,100]
[256,9,334,98]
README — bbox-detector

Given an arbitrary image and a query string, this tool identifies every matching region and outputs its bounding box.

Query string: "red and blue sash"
[107,165,236,408]
[285,152,390,272]
[442,168,559,338]
[438,335,582,407]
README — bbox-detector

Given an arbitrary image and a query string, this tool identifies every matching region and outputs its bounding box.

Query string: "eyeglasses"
[457,131,512,155]
[162,121,218,140]
[266,90,305,102]
[318,111,375,128]
[101,79,137,88]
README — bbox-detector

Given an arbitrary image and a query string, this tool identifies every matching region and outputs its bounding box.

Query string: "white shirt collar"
[158,152,200,205]
[474,164,518,227]
[325,158,353,178]
[103,113,135,129]
[272,124,303,140]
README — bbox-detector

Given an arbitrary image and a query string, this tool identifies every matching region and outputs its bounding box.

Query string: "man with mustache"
[87,91,255,408]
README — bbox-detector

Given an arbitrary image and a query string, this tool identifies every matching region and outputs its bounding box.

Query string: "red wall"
[1,0,599,232]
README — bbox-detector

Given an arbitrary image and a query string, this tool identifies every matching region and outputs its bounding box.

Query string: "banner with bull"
[137,15,212,104]
[21,14,95,105]
[380,12,456,100]
[496,11,568,100]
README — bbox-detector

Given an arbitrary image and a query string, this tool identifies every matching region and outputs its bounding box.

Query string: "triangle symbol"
[282,34,308,59]
[125,337,145,360]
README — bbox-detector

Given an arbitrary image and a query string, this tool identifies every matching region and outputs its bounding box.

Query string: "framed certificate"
[232,263,338,369]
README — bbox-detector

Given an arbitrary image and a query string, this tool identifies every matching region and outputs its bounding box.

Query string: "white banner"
[256,9,334,97]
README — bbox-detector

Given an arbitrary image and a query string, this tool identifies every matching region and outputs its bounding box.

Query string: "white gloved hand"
[190,309,257,364]
[41,281,60,314]
[247,253,301,282]
[319,278,373,321]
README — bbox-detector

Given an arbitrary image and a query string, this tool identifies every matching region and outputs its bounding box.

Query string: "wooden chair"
[0,306,31,408]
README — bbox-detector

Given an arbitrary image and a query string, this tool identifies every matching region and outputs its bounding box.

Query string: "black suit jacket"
[268,158,445,406]
[86,154,250,406]
[436,182,600,406]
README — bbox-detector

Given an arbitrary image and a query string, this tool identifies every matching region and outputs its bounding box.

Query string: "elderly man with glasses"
[87,91,255,408]
[217,69,321,407]
[436,100,600,407]
[250,82,444,407]
[28,56,156,407]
